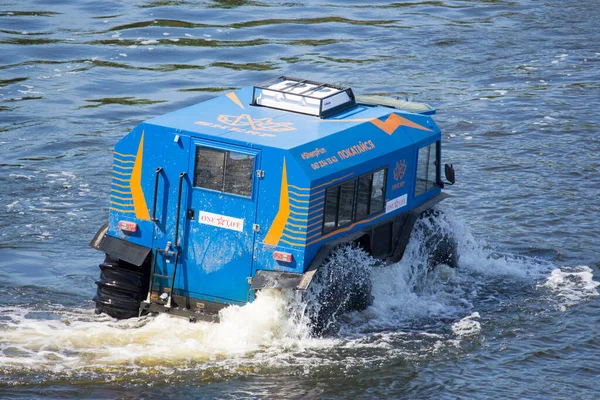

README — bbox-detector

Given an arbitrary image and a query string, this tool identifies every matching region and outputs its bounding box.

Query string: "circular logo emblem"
[394,160,407,181]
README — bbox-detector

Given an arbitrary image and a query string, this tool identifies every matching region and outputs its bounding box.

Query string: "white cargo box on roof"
[252,76,356,118]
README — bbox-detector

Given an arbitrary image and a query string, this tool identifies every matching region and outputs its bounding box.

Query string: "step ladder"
[144,241,180,308]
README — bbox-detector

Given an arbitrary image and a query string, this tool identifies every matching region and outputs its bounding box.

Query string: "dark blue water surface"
[1,0,599,399]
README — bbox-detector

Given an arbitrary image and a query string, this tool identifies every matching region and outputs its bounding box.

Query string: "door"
[149,132,192,297]
[180,140,261,304]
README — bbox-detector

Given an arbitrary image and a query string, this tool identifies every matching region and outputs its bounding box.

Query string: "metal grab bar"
[174,172,186,248]
[151,167,163,222]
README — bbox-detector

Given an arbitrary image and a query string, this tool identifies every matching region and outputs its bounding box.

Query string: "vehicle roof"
[145,86,441,180]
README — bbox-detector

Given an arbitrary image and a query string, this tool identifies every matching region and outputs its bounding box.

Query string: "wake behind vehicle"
[90,76,456,328]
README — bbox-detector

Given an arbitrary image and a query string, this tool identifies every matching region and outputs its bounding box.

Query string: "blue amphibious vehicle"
[90,76,456,325]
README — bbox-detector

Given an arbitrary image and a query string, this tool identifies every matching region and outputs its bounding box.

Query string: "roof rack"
[251,76,356,118]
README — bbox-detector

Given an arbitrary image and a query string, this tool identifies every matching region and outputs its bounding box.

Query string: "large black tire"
[305,245,375,336]
[417,208,459,269]
[93,255,149,319]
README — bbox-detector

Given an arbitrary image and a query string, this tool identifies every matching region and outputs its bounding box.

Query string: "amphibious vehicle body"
[90,76,456,324]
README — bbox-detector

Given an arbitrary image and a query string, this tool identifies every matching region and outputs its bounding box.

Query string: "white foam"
[538,266,599,308]
[451,312,481,337]
[0,291,325,373]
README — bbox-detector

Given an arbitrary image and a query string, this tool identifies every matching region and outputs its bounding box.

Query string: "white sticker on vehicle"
[198,211,244,232]
[385,194,407,214]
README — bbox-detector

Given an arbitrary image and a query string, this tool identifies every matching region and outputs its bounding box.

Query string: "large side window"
[370,169,386,214]
[323,185,340,234]
[322,167,387,234]
[337,180,356,227]
[356,168,387,221]
[415,142,439,197]
[194,146,255,197]
[323,181,356,234]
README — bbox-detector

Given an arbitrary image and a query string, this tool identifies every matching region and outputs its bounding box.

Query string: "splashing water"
[1,208,597,381]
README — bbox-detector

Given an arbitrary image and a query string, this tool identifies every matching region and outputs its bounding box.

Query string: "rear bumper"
[90,223,151,266]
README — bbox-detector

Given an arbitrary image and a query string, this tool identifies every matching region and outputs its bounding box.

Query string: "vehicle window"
[370,169,386,214]
[194,146,255,197]
[323,186,340,234]
[322,167,387,234]
[415,142,439,196]
[224,152,254,197]
[194,147,224,191]
[356,175,371,221]
[337,180,356,227]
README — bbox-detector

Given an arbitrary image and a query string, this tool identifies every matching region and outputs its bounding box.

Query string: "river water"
[1,0,599,398]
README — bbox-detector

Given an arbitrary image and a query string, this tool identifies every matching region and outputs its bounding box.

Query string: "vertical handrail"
[151,167,163,222]
[174,172,186,248]
[166,251,180,308]
[144,250,159,304]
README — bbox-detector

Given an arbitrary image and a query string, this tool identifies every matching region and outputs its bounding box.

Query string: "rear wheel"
[417,208,459,269]
[93,255,150,319]
[305,245,375,336]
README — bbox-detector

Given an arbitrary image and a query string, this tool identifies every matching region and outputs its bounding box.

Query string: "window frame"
[321,166,388,235]
[192,144,257,199]
[414,140,440,198]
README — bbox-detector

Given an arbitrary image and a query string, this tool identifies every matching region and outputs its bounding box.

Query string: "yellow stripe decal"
[314,173,354,189]
[289,197,310,204]
[289,216,308,223]
[113,164,134,171]
[111,182,130,189]
[288,190,311,197]
[110,195,134,201]
[114,152,136,158]
[307,226,321,234]
[283,227,307,235]
[308,214,322,222]
[290,203,309,210]
[112,169,132,176]
[288,184,311,191]
[286,221,307,229]
[109,207,135,214]
[307,220,322,229]
[263,158,289,246]
[114,158,135,165]
[110,200,134,207]
[290,210,307,216]
[130,131,150,220]
[281,232,306,241]
[111,187,131,194]
[307,213,386,246]
[112,176,129,182]
[308,207,323,216]
[309,202,324,210]
[280,239,306,247]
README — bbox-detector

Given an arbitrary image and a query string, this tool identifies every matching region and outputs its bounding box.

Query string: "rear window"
[194,146,255,197]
